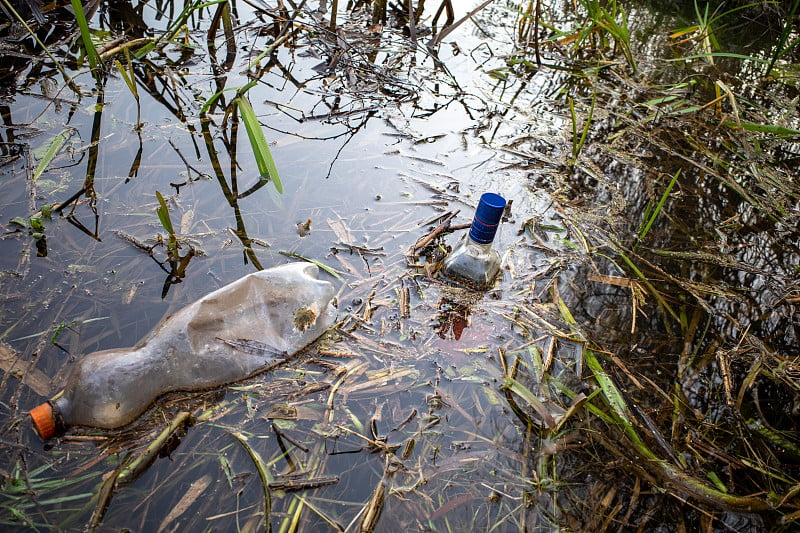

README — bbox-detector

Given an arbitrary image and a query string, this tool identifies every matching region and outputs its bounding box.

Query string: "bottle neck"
[465,234,495,250]
[51,396,70,432]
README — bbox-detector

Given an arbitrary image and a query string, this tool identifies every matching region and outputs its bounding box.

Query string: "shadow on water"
[2,0,800,531]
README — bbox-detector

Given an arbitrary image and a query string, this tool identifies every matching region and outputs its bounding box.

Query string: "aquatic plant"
[637,169,681,242]
[3,0,800,530]
[765,0,800,75]
[579,0,635,69]
[497,0,800,526]
[70,0,100,73]
[567,88,597,166]
[544,0,636,70]
[669,0,786,71]
[237,94,283,195]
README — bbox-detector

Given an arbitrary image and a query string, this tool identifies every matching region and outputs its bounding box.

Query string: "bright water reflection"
[0,1,561,530]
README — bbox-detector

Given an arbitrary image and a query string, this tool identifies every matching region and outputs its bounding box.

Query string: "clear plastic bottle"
[442,192,507,289]
[29,262,337,439]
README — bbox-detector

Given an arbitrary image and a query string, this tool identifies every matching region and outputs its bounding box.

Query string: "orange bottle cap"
[30,403,56,440]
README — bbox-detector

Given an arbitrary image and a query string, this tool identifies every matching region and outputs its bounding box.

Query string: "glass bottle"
[442,192,507,289]
[29,262,337,439]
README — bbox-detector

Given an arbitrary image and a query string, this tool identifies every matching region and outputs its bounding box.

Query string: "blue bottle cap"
[469,192,506,244]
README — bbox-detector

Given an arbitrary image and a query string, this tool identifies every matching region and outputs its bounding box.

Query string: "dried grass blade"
[327,216,355,245]
[615,251,679,324]
[293,495,344,531]
[360,472,387,532]
[736,357,762,410]
[0,343,51,395]
[552,392,587,433]
[157,474,211,532]
[430,0,493,47]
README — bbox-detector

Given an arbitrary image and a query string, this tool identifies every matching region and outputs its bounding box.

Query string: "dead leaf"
[157,474,211,533]
[0,344,52,396]
[327,215,354,245]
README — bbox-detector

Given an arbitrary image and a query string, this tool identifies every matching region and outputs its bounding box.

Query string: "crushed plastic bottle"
[442,192,507,289]
[29,262,337,439]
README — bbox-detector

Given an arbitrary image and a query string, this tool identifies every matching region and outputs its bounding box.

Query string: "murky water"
[2,0,800,531]
[0,1,556,531]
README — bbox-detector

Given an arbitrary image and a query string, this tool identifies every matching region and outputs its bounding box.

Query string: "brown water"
[2,1,799,531]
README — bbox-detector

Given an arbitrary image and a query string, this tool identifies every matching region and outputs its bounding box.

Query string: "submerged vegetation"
[502,0,800,529]
[1,0,800,531]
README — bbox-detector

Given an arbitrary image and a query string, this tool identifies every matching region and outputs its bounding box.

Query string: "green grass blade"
[766,0,800,74]
[278,251,343,280]
[230,431,272,532]
[199,89,228,115]
[114,58,138,101]
[501,376,558,428]
[70,0,100,71]
[639,169,681,240]
[155,191,175,235]
[554,293,577,327]
[237,95,283,193]
[723,121,800,138]
[584,349,633,427]
[568,96,578,158]
[33,129,73,182]
[132,0,226,59]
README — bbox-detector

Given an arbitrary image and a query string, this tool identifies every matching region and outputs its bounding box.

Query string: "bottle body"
[442,192,506,289]
[31,262,337,438]
[442,235,501,288]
